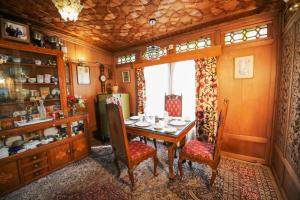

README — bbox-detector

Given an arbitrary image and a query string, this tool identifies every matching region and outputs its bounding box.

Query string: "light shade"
[52,0,83,21]
[144,45,161,60]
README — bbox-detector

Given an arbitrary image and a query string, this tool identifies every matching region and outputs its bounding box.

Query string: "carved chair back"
[213,99,229,163]
[106,98,131,166]
[165,94,183,117]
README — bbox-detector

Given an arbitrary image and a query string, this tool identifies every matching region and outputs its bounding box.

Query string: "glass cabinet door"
[0,47,61,120]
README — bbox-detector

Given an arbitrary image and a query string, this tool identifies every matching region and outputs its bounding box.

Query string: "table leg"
[167,142,176,179]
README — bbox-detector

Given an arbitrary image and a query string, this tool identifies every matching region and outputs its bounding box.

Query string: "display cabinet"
[0,40,90,196]
[0,40,68,130]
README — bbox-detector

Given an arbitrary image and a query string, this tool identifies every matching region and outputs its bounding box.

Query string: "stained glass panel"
[176,37,211,53]
[224,24,268,45]
[117,53,136,64]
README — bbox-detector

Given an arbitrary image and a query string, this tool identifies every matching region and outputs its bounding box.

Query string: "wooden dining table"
[126,119,195,179]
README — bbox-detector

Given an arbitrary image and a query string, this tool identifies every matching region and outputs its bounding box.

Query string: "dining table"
[125,118,195,179]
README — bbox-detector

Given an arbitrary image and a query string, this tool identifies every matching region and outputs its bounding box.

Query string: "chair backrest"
[165,94,182,117]
[106,97,130,165]
[213,99,229,162]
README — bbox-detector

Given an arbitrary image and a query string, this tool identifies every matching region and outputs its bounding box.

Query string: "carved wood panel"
[275,24,294,152]
[286,18,300,178]
[0,0,277,51]
[0,161,20,195]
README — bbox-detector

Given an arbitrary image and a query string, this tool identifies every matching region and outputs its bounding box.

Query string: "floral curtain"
[195,57,218,143]
[136,68,146,113]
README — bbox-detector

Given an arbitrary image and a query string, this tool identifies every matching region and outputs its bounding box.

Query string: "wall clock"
[99,64,106,93]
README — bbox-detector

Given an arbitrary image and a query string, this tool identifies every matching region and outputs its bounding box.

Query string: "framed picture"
[77,65,90,84]
[1,18,30,43]
[122,71,130,83]
[234,56,254,79]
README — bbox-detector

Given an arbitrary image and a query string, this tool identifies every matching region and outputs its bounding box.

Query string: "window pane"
[224,24,269,45]
[144,64,169,117]
[172,60,196,120]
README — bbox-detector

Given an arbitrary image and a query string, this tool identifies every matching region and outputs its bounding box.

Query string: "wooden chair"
[106,97,158,189]
[165,94,182,117]
[178,99,229,187]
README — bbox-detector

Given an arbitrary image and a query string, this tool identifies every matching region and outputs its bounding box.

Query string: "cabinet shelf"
[0,99,60,106]
[15,82,57,85]
[0,62,57,68]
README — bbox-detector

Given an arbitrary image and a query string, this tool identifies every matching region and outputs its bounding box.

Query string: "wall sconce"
[78,57,85,64]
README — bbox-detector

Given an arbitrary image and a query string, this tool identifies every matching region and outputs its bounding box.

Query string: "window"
[176,37,211,53]
[171,60,195,119]
[144,64,169,117]
[117,53,136,64]
[144,60,195,119]
[224,24,268,45]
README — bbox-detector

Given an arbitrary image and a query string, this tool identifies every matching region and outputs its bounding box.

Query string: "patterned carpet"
[2,143,281,200]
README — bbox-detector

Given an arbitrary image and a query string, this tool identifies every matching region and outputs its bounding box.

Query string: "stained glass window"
[224,24,268,45]
[176,37,211,53]
[117,53,136,64]
[142,47,167,60]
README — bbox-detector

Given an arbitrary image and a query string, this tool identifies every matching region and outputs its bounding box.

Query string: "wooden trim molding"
[221,151,266,164]
[133,45,222,68]
[225,133,269,144]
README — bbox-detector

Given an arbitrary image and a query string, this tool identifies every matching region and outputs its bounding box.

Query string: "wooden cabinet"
[20,151,49,183]
[49,143,71,169]
[0,161,20,195]
[0,114,90,196]
[73,137,89,160]
[0,40,90,196]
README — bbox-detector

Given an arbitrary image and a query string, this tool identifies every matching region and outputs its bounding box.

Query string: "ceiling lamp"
[144,18,161,61]
[52,0,83,21]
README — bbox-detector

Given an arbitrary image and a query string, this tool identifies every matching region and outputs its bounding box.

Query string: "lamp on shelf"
[144,18,161,61]
[52,0,83,21]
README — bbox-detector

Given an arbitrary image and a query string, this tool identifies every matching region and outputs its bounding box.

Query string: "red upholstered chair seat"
[182,140,215,160]
[129,141,156,163]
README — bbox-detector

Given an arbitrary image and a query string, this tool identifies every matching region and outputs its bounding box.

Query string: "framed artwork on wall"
[122,71,130,83]
[1,18,30,43]
[77,64,90,84]
[234,55,254,79]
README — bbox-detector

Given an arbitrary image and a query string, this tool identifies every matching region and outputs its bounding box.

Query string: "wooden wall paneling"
[218,39,275,163]
[115,64,136,115]
[63,41,114,139]
[270,9,300,200]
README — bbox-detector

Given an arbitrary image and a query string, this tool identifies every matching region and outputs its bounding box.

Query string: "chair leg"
[114,157,120,177]
[174,148,177,158]
[153,154,158,176]
[153,139,157,149]
[178,156,183,177]
[210,168,218,186]
[188,160,192,167]
[144,137,147,144]
[128,168,135,189]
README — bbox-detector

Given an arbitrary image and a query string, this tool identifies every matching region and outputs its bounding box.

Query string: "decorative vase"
[71,104,77,115]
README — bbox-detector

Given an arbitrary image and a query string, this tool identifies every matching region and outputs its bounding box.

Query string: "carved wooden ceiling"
[0,0,277,52]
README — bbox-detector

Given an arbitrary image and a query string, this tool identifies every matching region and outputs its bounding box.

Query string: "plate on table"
[164,127,177,133]
[124,120,135,125]
[169,120,186,126]
[130,116,139,120]
[135,121,150,127]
